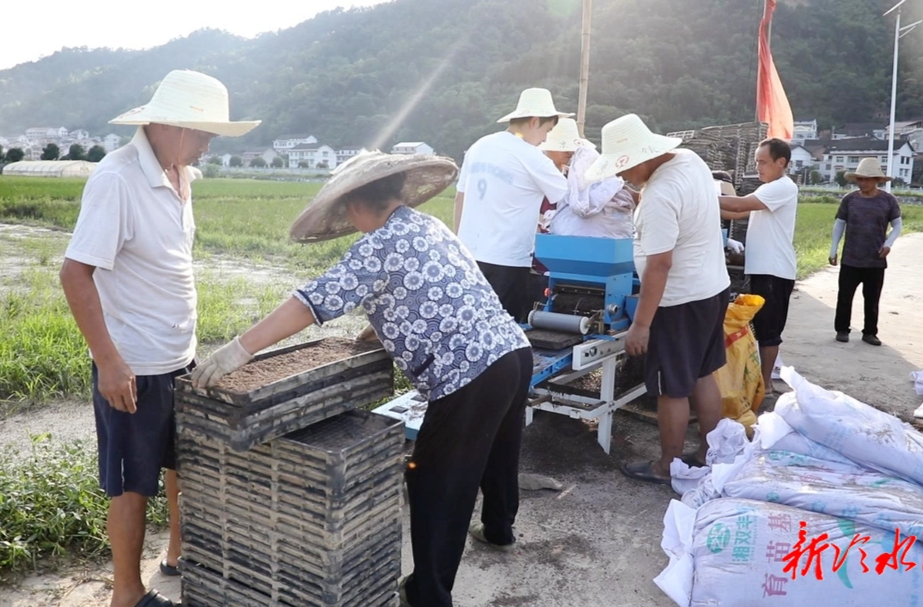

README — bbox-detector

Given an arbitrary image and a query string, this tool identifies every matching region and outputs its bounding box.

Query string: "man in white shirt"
[719,138,798,397]
[455,88,569,321]
[59,70,259,607]
[586,114,730,484]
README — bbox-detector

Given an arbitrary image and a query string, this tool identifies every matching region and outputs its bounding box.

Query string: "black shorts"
[644,288,729,398]
[92,361,194,498]
[748,274,795,347]
[477,261,530,323]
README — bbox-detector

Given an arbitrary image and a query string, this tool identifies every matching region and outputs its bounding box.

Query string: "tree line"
[1,0,919,162]
[0,143,106,164]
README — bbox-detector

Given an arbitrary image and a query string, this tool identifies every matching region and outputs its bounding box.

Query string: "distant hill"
[1,0,920,161]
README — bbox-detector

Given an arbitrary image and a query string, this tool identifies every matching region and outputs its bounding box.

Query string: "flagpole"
[885,1,904,193]
[576,0,592,137]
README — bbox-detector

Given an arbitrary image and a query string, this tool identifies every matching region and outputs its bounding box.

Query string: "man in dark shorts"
[829,158,902,346]
[719,138,798,396]
[586,114,730,483]
[60,71,259,607]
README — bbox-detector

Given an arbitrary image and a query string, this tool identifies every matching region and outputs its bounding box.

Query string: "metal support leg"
[597,411,613,454]
[525,405,534,427]
[597,357,617,454]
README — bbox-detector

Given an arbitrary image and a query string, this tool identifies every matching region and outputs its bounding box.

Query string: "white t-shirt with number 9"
[457,131,567,267]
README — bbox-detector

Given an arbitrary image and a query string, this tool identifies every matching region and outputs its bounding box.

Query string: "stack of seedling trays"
[174,338,403,607]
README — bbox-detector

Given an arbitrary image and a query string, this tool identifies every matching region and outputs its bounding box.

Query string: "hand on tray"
[191,337,254,388]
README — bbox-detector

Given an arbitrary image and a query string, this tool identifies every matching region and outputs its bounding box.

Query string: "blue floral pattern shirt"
[294,206,530,401]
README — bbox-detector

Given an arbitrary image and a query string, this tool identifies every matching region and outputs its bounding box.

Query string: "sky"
[1,0,390,71]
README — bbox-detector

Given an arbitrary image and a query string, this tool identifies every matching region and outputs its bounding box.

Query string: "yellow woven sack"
[713,294,765,434]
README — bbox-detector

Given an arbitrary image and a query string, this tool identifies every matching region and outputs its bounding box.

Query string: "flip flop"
[680,451,708,468]
[159,559,181,577]
[620,460,671,485]
[135,589,179,607]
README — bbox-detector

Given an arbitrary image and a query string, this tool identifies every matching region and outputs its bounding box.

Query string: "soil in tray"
[216,338,382,394]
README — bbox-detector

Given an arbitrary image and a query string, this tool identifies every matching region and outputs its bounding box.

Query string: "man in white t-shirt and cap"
[60,70,259,607]
[455,88,570,321]
[586,114,730,483]
[718,138,798,397]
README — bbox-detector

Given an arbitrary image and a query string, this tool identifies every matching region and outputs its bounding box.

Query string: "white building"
[69,129,90,141]
[818,138,915,183]
[241,148,280,167]
[831,123,887,141]
[273,134,317,153]
[391,142,434,156]
[288,144,337,169]
[336,146,368,165]
[103,133,121,152]
[788,144,816,173]
[25,127,68,141]
[791,119,817,144]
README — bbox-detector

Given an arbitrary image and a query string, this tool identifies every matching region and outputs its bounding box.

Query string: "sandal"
[680,451,708,468]
[159,559,181,577]
[620,460,671,485]
[135,590,179,607]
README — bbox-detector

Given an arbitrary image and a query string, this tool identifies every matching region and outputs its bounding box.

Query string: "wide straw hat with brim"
[584,114,682,182]
[110,70,260,137]
[539,118,596,152]
[845,157,893,182]
[497,88,574,123]
[289,152,458,243]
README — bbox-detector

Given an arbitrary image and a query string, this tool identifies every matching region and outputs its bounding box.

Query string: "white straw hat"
[845,158,892,182]
[539,118,596,152]
[110,70,260,137]
[497,88,574,123]
[290,152,458,243]
[584,114,682,181]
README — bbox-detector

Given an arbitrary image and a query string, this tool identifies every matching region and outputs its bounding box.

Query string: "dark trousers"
[403,347,532,607]
[834,264,885,336]
[477,261,531,323]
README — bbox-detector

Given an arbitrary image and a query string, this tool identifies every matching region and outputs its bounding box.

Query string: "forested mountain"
[1,0,920,161]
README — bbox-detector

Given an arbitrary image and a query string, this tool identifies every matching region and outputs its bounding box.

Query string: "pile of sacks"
[657,367,923,606]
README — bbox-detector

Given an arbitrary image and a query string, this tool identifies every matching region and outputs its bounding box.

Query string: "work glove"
[726,238,745,254]
[191,337,253,388]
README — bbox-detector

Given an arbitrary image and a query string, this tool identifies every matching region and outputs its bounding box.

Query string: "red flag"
[757,0,794,140]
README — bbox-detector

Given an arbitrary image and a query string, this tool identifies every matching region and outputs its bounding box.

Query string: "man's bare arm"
[59,259,137,412]
[719,194,768,213]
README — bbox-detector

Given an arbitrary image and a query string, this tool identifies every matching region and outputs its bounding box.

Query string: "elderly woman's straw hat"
[497,88,574,123]
[845,158,892,182]
[585,114,682,181]
[289,152,458,243]
[539,118,596,152]
[110,70,260,137]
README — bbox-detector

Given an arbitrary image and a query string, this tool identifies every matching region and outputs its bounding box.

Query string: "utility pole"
[883,0,920,192]
[576,0,592,137]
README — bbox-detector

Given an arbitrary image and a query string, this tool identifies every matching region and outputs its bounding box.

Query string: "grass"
[0,434,169,575]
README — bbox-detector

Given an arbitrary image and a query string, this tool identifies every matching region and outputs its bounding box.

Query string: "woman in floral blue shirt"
[193,153,533,607]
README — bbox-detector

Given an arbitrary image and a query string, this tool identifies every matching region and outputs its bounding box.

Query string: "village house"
[288,144,337,169]
[817,138,915,183]
[335,146,368,165]
[272,134,317,153]
[791,119,817,144]
[241,148,279,166]
[831,123,887,141]
[103,134,121,152]
[25,126,68,141]
[391,141,434,155]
